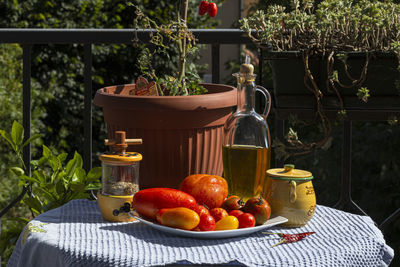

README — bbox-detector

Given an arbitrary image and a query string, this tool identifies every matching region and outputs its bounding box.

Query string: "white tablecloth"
[8,199,394,267]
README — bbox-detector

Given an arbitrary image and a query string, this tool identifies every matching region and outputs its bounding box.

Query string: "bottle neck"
[237,81,256,112]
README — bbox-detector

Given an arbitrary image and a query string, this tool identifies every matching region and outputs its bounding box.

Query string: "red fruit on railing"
[207,2,217,17]
[199,1,209,16]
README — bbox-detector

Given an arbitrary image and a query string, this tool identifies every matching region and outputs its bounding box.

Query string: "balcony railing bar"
[211,44,220,84]
[22,45,32,176]
[84,44,93,171]
[0,29,253,45]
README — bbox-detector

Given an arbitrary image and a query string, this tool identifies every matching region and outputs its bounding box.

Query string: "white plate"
[129,212,288,239]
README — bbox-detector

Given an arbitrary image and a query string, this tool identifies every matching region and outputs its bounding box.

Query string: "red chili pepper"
[199,1,209,16]
[207,2,218,18]
[263,232,315,247]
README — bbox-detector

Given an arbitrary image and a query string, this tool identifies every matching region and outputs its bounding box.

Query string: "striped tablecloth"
[8,199,394,267]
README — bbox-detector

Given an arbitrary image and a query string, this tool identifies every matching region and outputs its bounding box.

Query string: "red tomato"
[228,209,244,218]
[198,213,216,231]
[242,196,271,225]
[209,207,228,222]
[238,212,256,228]
[180,174,228,209]
[199,1,209,16]
[132,188,197,220]
[193,204,210,217]
[221,195,244,212]
[207,2,217,17]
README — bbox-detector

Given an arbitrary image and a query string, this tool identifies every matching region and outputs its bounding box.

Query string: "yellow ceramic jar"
[265,164,316,227]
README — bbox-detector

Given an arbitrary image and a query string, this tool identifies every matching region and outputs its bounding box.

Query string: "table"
[8,199,394,267]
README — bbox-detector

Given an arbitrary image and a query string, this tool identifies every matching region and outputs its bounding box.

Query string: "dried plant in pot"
[94,1,236,189]
[240,0,400,158]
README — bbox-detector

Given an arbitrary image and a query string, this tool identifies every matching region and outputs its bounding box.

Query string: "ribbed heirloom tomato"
[180,174,228,209]
[221,195,244,212]
[242,196,271,225]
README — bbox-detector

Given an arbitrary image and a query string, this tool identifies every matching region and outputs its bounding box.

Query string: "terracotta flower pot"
[94,83,237,189]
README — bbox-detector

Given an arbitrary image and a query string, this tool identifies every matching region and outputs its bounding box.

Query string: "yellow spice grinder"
[97,131,142,222]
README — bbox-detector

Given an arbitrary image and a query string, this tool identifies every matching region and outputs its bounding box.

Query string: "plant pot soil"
[266,51,400,110]
[94,83,237,189]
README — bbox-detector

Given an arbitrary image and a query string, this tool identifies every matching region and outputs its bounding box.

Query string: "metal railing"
[0,28,398,233]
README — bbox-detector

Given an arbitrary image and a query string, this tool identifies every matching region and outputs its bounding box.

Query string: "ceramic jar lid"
[266,164,313,180]
[99,152,142,165]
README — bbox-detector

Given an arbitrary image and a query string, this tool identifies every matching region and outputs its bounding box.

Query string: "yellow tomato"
[214,215,239,230]
[160,207,200,230]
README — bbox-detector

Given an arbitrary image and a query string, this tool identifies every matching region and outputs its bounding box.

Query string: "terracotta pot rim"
[94,83,237,111]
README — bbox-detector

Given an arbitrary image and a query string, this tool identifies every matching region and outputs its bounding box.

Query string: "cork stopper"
[105,131,142,154]
[239,55,254,75]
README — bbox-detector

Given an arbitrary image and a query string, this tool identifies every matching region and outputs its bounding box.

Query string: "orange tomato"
[180,174,228,209]
[159,207,200,230]
[214,215,239,230]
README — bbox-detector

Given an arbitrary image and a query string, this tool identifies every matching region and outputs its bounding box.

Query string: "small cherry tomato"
[238,212,256,228]
[242,196,271,225]
[198,213,216,231]
[221,195,244,212]
[160,207,200,230]
[207,2,217,17]
[214,215,239,230]
[228,209,244,218]
[199,1,209,16]
[209,207,228,222]
[193,204,210,217]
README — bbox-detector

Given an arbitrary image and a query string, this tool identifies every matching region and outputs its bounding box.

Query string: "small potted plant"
[240,0,400,157]
[94,1,237,189]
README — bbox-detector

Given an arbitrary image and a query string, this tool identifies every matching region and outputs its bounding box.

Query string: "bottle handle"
[255,85,272,118]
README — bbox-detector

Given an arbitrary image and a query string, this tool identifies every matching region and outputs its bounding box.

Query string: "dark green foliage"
[0,121,102,265]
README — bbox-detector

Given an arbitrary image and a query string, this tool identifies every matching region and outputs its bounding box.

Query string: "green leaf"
[55,180,66,195]
[70,184,85,193]
[9,167,25,177]
[11,121,24,146]
[42,145,52,158]
[23,196,43,213]
[57,153,68,163]
[87,167,102,182]
[74,151,83,169]
[0,129,15,149]
[48,155,60,172]
[37,187,57,202]
[73,168,86,183]
[38,156,48,166]
[18,174,40,183]
[33,170,46,183]
[65,157,78,179]
[22,133,42,148]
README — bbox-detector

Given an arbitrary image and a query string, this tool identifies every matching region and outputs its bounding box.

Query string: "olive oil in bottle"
[222,55,272,201]
[222,145,270,201]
